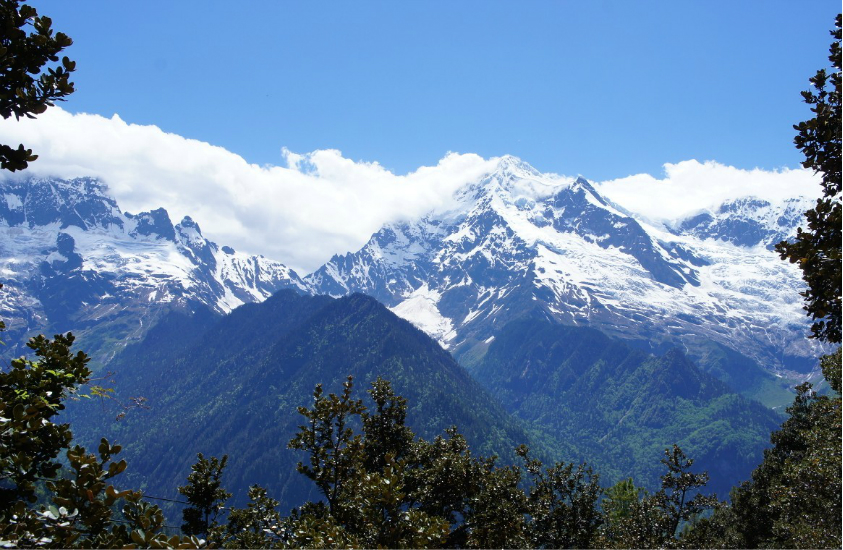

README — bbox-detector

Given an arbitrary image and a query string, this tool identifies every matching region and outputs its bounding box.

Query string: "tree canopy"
[0,0,75,172]
[0,326,202,548]
[776,14,842,344]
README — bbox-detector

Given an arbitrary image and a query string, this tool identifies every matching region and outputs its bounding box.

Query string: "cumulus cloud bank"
[594,160,822,224]
[0,109,495,273]
[0,109,822,273]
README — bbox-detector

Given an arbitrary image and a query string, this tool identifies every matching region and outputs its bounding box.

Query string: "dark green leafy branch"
[776,14,841,344]
[0,0,76,171]
[0,327,202,548]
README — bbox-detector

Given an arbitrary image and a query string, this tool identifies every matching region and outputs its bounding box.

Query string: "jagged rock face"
[305,156,823,374]
[0,176,305,365]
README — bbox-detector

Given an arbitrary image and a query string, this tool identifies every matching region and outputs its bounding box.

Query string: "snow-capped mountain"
[1,161,824,381]
[0,176,305,364]
[306,156,822,375]
[675,196,810,249]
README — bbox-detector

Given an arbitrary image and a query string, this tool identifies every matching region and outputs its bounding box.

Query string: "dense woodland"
[0,326,839,548]
[48,290,779,508]
[0,3,841,549]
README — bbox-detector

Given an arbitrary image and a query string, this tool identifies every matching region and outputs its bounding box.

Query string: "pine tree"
[178,453,232,541]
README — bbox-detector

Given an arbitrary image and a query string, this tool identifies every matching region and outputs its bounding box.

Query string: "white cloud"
[0,108,495,274]
[0,109,822,273]
[594,159,822,224]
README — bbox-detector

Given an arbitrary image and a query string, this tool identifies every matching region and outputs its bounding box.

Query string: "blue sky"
[0,1,836,272]
[35,0,840,180]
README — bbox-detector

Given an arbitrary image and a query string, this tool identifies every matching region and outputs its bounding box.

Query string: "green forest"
[0,326,839,548]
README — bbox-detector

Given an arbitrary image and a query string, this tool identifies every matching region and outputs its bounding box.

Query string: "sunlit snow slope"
[306,156,824,376]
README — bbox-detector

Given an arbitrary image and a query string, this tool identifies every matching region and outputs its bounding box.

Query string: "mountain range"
[302,157,823,403]
[1,157,822,511]
[1,160,825,393]
[1,160,826,395]
[0,176,304,364]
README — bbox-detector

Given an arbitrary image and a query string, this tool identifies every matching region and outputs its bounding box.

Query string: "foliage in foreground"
[684,348,842,549]
[0,0,76,172]
[182,376,721,549]
[0,325,200,548]
[776,14,841,344]
[181,366,842,549]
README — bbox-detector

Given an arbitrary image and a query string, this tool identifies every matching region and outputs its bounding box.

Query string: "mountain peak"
[305,156,818,375]
[127,207,175,240]
[1,176,307,364]
[455,155,566,206]
[1,176,123,230]
[493,155,542,179]
[567,175,609,207]
[675,194,811,249]
[177,215,202,234]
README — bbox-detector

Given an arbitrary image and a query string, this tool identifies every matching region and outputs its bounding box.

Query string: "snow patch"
[4,193,22,209]
[389,284,455,349]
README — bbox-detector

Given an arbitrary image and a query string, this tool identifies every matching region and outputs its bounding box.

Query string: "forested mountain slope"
[65,291,781,511]
[66,290,537,510]
[469,316,782,497]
